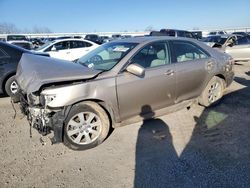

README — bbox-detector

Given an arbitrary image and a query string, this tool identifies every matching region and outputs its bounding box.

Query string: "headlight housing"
[40,94,56,106]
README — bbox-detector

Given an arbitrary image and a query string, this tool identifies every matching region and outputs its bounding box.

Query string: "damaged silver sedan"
[13,37,234,150]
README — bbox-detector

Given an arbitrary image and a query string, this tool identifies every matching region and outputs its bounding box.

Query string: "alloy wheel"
[66,112,102,145]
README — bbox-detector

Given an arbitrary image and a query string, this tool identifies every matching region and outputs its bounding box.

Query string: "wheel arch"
[71,99,117,128]
[215,74,226,87]
[2,72,16,94]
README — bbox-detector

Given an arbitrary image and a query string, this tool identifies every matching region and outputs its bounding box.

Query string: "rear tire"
[63,101,110,150]
[5,76,18,97]
[199,77,225,107]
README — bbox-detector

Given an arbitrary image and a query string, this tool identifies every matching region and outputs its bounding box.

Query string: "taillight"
[229,58,235,66]
[225,58,234,72]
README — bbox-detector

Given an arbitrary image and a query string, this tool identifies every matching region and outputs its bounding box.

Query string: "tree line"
[0,22,52,34]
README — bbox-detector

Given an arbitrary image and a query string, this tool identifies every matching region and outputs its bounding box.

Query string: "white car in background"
[36,39,99,61]
[6,35,33,50]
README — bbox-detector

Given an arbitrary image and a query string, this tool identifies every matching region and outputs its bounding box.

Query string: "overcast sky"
[0,0,250,32]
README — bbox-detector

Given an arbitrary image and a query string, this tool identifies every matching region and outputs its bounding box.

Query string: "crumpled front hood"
[16,53,101,93]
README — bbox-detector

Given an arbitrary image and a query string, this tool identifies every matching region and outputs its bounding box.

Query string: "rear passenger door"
[46,41,71,60]
[170,40,212,103]
[70,41,94,61]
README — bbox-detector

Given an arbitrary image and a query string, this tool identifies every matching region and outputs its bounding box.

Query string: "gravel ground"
[0,62,249,188]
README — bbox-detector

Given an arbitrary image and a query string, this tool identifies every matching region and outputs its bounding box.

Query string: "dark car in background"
[84,34,101,44]
[231,32,249,37]
[150,29,197,39]
[0,42,49,96]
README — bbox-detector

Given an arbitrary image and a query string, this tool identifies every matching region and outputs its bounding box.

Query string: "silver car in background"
[225,35,250,61]
[13,37,234,150]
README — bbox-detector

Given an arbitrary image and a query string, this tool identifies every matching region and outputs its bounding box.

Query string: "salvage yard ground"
[0,62,250,188]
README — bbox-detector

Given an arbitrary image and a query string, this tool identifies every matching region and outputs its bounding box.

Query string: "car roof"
[206,34,236,38]
[112,36,197,44]
[51,38,94,43]
[160,29,191,32]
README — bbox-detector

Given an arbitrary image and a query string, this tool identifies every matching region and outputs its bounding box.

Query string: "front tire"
[199,77,225,107]
[63,101,110,150]
[5,76,18,97]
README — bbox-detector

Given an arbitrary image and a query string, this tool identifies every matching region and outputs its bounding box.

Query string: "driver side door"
[116,42,176,121]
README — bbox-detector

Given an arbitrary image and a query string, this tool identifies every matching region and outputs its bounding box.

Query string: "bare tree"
[145,25,154,32]
[0,22,20,34]
[32,26,52,33]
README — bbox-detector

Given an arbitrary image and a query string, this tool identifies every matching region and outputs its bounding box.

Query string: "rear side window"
[185,32,194,38]
[70,41,92,48]
[172,41,209,63]
[160,29,176,37]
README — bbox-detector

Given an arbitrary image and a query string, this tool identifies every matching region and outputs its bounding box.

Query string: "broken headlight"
[40,94,56,106]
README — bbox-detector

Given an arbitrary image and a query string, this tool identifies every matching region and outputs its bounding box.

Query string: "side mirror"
[126,64,145,77]
[51,46,57,51]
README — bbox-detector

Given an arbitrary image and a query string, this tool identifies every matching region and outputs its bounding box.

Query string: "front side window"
[172,41,208,63]
[77,42,137,71]
[130,42,170,68]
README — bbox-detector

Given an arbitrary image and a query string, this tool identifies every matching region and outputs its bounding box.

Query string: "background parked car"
[84,34,102,44]
[231,32,249,36]
[202,35,237,50]
[6,34,33,50]
[150,29,197,39]
[0,41,49,96]
[207,31,227,36]
[31,38,45,49]
[35,38,99,61]
[99,36,111,43]
[225,35,250,61]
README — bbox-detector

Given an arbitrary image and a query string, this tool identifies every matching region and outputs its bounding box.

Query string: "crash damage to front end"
[16,91,71,143]
[13,53,101,143]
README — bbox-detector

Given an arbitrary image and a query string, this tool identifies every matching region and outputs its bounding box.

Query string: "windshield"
[7,35,28,41]
[202,36,227,45]
[77,42,137,71]
[36,41,53,51]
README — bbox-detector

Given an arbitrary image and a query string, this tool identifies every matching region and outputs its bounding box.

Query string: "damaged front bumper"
[16,91,71,144]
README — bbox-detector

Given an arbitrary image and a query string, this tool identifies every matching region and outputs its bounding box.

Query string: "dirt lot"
[0,62,250,188]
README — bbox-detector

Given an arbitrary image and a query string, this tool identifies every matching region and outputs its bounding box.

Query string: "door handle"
[164,69,174,76]
[66,52,71,54]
